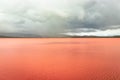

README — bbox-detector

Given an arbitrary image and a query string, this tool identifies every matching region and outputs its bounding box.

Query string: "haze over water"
[0,38,120,80]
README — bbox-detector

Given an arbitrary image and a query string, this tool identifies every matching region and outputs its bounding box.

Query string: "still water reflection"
[0,38,120,80]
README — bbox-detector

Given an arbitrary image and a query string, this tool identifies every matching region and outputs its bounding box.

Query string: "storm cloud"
[0,0,120,37]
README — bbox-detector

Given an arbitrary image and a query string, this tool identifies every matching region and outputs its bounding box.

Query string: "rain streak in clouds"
[0,0,120,37]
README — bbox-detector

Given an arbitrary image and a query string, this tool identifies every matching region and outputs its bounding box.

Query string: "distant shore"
[0,36,120,38]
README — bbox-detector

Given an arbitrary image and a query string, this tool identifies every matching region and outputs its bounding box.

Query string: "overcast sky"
[0,0,120,37]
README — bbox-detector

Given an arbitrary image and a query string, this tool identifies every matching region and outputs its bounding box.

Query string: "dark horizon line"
[0,36,120,38]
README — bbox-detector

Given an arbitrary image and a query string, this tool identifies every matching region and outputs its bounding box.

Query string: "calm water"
[0,38,120,80]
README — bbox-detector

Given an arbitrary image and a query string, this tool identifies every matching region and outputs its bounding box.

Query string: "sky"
[0,0,120,37]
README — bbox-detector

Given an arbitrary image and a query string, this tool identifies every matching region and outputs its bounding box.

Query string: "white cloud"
[64,28,120,36]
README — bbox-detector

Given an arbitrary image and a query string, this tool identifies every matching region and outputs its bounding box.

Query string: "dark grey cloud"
[68,0,120,29]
